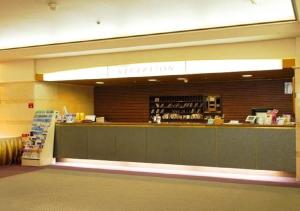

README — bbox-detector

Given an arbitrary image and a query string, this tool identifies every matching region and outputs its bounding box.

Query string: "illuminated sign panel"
[43,60,283,81]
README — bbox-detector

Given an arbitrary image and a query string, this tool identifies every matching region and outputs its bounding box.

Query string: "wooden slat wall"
[94,79,293,122]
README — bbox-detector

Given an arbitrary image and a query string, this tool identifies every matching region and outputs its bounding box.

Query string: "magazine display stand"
[22,110,57,166]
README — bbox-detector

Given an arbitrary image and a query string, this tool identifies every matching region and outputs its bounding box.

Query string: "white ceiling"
[0,0,296,50]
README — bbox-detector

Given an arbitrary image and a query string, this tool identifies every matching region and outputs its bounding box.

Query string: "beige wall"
[0,60,35,82]
[34,82,94,115]
[0,82,35,136]
[35,38,296,74]
[0,60,35,136]
[0,81,94,136]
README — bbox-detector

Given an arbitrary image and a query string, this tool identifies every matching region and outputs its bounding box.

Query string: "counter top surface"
[55,122,295,128]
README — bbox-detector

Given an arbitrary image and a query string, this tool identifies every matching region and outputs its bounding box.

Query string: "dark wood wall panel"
[94,79,293,122]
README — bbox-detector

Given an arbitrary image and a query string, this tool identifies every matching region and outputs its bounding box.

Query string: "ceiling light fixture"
[242,74,253,78]
[177,77,189,83]
[148,79,158,82]
[96,81,104,84]
[48,1,57,11]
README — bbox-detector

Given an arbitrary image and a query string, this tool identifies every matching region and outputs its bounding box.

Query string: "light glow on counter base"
[54,159,295,183]
[43,59,283,81]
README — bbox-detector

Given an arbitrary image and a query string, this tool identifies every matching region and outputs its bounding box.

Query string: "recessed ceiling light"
[177,77,189,83]
[148,79,158,82]
[96,81,104,84]
[48,1,57,11]
[242,74,253,78]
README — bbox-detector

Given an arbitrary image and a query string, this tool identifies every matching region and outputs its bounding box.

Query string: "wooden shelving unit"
[203,95,222,119]
[149,95,222,122]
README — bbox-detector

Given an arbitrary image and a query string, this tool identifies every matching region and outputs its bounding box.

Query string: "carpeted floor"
[0,165,41,179]
[0,167,300,211]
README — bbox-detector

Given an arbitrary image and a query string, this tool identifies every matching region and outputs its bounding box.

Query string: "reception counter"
[54,123,296,172]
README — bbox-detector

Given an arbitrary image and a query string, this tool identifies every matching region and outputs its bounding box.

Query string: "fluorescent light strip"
[43,59,282,81]
[43,66,108,81]
[55,159,295,183]
[186,59,282,74]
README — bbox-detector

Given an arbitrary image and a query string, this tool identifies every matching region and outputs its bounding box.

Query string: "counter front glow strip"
[43,59,283,81]
[55,159,295,183]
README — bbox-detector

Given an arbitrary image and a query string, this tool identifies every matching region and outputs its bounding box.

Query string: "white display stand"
[22,110,57,166]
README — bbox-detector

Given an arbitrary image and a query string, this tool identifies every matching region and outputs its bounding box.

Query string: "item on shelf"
[265,114,272,125]
[162,113,169,119]
[245,115,257,124]
[267,109,279,124]
[282,114,291,124]
[276,117,286,125]
[229,120,240,124]
[65,114,76,123]
[84,115,96,122]
[214,116,224,125]
[156,115,161,124]
[256,116,264,125]
[96,117,105,123]
[75,112,85,122]
[207,117,214,125]
[191,114,202,119]
[55,112,63,123]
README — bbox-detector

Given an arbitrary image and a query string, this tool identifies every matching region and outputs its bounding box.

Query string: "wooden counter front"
[55,123,296,172]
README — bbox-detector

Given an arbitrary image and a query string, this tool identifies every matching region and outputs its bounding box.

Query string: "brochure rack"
[22,110,57,166]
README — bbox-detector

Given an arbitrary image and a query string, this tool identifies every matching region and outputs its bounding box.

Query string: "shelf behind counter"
[54,122,296,172]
